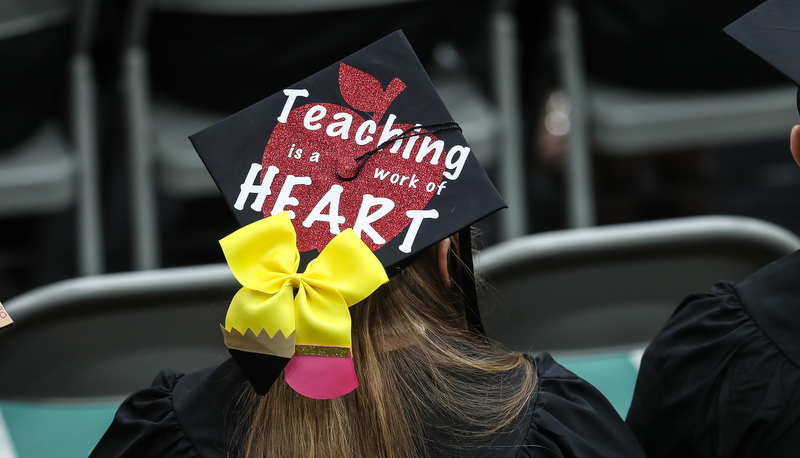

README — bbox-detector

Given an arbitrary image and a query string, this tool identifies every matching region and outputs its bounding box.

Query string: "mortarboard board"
[724,0,800,113]
[189,31,505,399]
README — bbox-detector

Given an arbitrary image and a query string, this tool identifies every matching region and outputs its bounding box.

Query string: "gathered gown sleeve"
[90,370,200,458]
[626,250,800,458]
[518,353,646,458]
[90,358,246,458]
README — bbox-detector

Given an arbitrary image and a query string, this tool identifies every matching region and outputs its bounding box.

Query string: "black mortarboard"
[189,31,504,398]
[190,31,504,276]
[724,0,800,113]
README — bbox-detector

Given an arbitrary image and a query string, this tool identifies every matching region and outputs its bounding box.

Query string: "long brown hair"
[236,238,536,457]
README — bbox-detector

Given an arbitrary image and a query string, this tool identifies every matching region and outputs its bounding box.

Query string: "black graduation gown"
[90,353,645,458]
[626,250,800,458]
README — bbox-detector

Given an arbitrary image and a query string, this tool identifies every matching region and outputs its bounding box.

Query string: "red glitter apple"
[260,63,447,253]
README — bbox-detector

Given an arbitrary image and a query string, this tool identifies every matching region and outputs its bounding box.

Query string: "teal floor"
[557,348,642,418]
[0,401,119,458]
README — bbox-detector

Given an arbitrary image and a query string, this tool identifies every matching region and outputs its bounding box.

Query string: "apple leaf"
[339,62,406,122]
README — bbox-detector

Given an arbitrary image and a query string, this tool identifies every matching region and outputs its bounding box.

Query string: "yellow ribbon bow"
[220,212,388,398]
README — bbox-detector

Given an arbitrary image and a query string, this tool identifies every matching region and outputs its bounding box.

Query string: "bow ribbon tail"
[227,345,292,396]
[284,229,388,399]
[221,286,297,395]
[284,286,358,399]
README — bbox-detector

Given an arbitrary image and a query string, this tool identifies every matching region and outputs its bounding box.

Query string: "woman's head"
[189,32,520,457]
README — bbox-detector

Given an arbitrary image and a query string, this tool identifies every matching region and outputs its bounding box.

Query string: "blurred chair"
[554,0,799,228]
[0,264,237,456]
[476,215,800,354]
[0,0,104,276]
[0,263,237,400]
[122,0,527,270]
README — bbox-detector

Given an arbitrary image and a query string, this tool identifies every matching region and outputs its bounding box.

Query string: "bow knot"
[290,272,303,289]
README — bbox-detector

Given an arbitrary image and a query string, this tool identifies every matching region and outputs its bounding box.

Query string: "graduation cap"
[724,0,800,114]
[189,31,505,399]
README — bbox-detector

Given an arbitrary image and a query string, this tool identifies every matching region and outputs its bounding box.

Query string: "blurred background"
[1,0,798,300]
